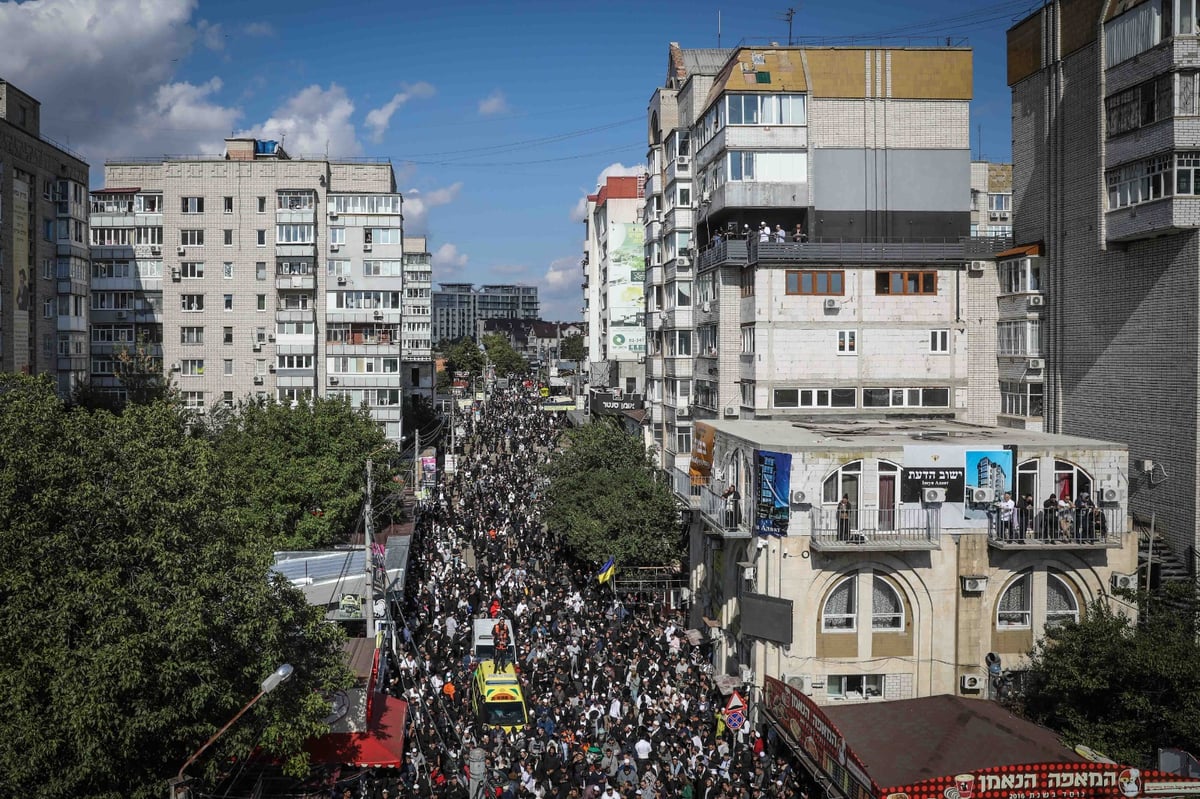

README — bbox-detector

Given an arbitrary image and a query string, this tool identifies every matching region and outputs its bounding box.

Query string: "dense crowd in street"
[367,385,814,799]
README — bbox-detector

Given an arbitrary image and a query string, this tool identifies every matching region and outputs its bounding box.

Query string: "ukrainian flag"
[596,556,617,584]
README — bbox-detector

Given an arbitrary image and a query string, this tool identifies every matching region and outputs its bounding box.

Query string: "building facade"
[1006,0,1197,558]
[581,175,646,395]
[0,79,90,395]
[431,282,539,345]
[90,138,427,439]
[677,418,1136,704]
[970,161,1013,238]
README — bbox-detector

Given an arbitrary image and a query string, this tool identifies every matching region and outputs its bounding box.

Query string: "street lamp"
[171,664,295,797]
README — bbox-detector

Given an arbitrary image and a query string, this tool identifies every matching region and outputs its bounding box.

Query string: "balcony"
[986,506,1125,550]
[276,273,315,290]
[697,239,748,272]
[672,467,704,509]
[699,486,752,538]
[809,507,940,551]
[748,236,1013,265]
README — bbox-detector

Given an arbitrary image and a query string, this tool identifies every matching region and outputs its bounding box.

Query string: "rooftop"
[706,417,1126,453]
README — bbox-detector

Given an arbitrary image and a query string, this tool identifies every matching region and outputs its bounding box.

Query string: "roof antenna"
[718,9,722,48]
[776,7,797,46]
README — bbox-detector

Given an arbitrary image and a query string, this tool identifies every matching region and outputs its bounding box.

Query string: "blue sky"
[0,0,1032,320]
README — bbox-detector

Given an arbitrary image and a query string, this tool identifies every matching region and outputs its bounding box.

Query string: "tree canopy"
[561,333,586,363]
[1016,587,1200,767]
[482,333,529,376]
[0,376,359,799]
[542,421,680,566]
[442,337,485,379]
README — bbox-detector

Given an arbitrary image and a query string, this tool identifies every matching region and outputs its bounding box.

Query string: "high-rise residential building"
[431,282,538,344]
[0,79,90,395]
[90,137,425,440]
[1006,1,1198,559]
[970,161,1013,239]
[581,175,645,395]
[400,235,435,398]
[644,44,1007,472]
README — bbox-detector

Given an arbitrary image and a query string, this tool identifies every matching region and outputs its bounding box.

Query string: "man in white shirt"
[634,734,653,761]
[997,491,1017,541]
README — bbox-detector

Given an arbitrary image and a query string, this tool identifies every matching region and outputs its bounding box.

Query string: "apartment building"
[580,175,646,395]
[679,417,1135,704]
[1006,0,1198,559]
[970,161,1013,238]
[91,138,426,440]
[0,79,90,394]
[430,282,539,344]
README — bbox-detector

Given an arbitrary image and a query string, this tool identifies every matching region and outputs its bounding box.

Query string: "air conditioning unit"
[1110,572,1137,591]
[150,246,161,255]
[330,244,340,253]
[116,310,127,319]
[723,407,739,419]
[823,298,839,310]
[783,674,816,696]
[330,377,340,385]
[636,355,646,364]
[170,268,181,281]
[1027,358,1045,370]
[676,406,691,418]
[267,334,275,342]
[961,575,988,593]
[177,246,186,256]
[701,301,711,313]
[252,343,262,352]
[742,567,756,582]
[328,211,338,219]
[1028,295,1045,307]
[170,361,181,371]
[677,256,691,268]
[253,375,264,385]
[677,155,690,168]
[268,364,277,373]
[961,674,985,691]
[989,212,1001,221]
[337,276,347,285]
[970,487,994,503]
[967,262,985,274]
[790,490,806,505]
[363,243,372,252]
[1098,483,1122,503]
[373,311,384,319]
[923,487,947,503]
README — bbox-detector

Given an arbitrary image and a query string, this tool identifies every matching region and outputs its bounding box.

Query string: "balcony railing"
[699,486,752,537]
[671,467,705,509]
[810,507,940,551]
[697,239,749,271]
[986,506,1124,549]
[748,236,1014,265]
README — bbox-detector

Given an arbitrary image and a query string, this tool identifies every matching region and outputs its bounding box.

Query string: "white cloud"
[571,162,644,221]
[432,243,468,276]
[142,78,242,153]
[364,82,435,143]
[403,182,463,234]
[237,83,360,157]
[477,89,510,116]
[541,256,584,321]
[242,21,275,36]
[197,18,224,50]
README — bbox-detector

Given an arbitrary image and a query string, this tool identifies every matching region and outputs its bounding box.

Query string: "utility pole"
[364,459,376,639]
[413,427,421,494]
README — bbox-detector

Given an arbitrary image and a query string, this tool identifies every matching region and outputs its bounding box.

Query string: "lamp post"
[170,664,294,798]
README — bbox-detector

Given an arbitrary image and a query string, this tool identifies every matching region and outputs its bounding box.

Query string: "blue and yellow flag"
[596,556,616,584]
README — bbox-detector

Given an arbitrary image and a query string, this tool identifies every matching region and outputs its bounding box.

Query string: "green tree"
[208,396,396,550]
[71,333,175,413]
[482,333,529,376]
[1017,587,1200,767]
[543,421,680,566]
[442,337,485,382]
[0,375,352,799]
[561,333,586,364]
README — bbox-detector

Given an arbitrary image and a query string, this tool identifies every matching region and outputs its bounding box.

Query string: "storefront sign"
[900,468,965,503]
[882,763,1200,799]
[589,391,644,416]
[764,676,876,799]
[690,422,716,482]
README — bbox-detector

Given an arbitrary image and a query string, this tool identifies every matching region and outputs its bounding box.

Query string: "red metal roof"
[595,175,645,206]
[995,242,1043,259]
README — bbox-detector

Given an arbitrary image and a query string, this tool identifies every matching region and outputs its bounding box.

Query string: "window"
[1106,73,1173,137]
[135,227,163,245]
[180,261,204,279]
[862,387,950,408]
[257,230,266,246]
[676,280,692,307]
[180,229,204,246]
[1001,381,1044,417]
[740,266,755,297]
[728,151,755,181]
[135,194,162,213]
[278,191,315,210]
[224,294,233,311]
[822,460,862,505]
[223,196,233,213]
[364,228,402,245]
[223,359,234,376]
[876,270,937,295]
[180,326,204,345]
[257,197,266,213]
[256,262,267,280]
[676,429,691,453]
[786,270,844,295]
[999,257,1041,294]
[276,224,314,244]
[256,327,268,343]
[1046,575,1080,628]
[181,197,204,214]
[256,294,266,311]
[822,576,856,631]
[181,359,205,376]
[783,388,857,409]
[998,321,1042,356]
[181,391,205,410]
[277,354,315,370]
[329,227,346,246]
[726,93,807,126]
[329,195,403,214]
[678,186,691,207]
[930,329,950,354]
[826,674,883,700]
[222,262,234,279]
[997,574,1032,628]
[328,260,351,277]
[872,577,904,630]
[364,260,404,276]
[223,229,233,246]
[223,326,234,345]
[180,294,204,312]
[1053,460,1093,501]
[739,381,755,408]
[740,325,755,354]
[838,330,857,355]
[91,227,134,246]
[988,193,1012,212]
[1107,154,1172,208]
[222,390,234,408]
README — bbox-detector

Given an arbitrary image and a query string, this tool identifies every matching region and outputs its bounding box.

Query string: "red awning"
[306,695,407,768]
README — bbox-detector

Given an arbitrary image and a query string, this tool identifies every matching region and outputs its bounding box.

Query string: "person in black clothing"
[837,494,853,542]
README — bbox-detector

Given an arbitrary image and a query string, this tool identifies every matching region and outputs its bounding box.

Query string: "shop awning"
[305,695,407,768]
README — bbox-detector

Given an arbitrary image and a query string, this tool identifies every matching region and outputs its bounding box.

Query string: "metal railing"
[986,506,1124,547]
[810,507,939,548]
[697,239,749,271]
[750,236,1014,264]
[671,467,705,508]
[699,486,751,535]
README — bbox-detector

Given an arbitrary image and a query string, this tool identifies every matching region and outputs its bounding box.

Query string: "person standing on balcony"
[722,483,741,529]
[837,494,853,542]
[997,492,1017,541]
[793,223,807,243]
[758,222,770,243]
[773,224,786,243]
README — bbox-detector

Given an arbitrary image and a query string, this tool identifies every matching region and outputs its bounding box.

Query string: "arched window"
[822,460,862,505]
[1017,458,1039,503]
[872,577,904,630]
[822,576,856,631]
[1053,460,1093,503]
[997,574,1032,628]
[1046,574,1080,627]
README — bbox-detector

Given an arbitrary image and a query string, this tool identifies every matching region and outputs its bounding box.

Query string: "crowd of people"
[710,222,806,247]
[354,384,815,799]
[990,490,1109,543]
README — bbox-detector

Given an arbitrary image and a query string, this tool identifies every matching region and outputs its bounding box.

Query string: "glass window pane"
[891,273,903,294]
[922,273,936,293]
[830,272,844,294]
[831,388,856,407]
[862,389,889,407]
[801,273,813,294]
[816,273,829,294]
